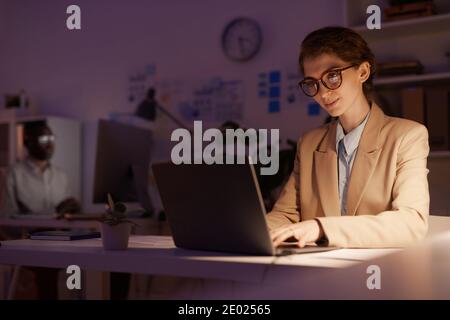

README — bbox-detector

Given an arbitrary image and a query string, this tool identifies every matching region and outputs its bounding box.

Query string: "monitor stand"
[131,164,155,217]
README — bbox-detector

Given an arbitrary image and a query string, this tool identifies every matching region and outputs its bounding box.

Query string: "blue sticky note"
[269,86,280,98]
[269,71,281,83]
[308,102,321,116]
[269,100,280,113]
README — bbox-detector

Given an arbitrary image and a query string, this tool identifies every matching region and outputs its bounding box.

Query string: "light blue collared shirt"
[335,111,370,215]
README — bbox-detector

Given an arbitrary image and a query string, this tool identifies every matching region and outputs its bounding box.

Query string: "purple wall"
[0,0,344,210]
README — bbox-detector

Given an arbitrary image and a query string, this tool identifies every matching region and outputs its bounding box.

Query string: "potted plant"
[99,194,136,250]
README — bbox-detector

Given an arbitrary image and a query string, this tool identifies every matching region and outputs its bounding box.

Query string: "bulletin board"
[126,65,245,125]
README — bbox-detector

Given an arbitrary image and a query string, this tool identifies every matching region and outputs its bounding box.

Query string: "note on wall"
[285,68,301,106]
[126,64,244,124]
[258,70,282,113]
[176,77,244,122]
[127,63,157,108]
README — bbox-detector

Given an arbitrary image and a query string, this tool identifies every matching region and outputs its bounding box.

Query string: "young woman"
[267,26,429,248]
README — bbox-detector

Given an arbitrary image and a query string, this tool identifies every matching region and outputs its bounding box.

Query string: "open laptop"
[152,162,337,256]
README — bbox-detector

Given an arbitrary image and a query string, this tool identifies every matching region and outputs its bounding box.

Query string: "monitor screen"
[93,120,153,211]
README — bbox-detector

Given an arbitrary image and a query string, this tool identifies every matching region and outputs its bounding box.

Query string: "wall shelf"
[429,151,450,158]
[352,12,450,38]
[374,71,450,87]
[345,0,450,213]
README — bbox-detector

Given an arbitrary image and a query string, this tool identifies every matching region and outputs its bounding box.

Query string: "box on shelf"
[384,1,436,22]
[377,61,424,77]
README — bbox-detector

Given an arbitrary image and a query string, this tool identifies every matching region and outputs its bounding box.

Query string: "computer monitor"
[93,119,154,215]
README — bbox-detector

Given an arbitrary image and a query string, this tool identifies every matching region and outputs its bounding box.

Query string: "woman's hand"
[271,220,324,248]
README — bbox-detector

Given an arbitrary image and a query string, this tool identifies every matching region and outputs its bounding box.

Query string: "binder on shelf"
[425,86,450,151]
[401,87,425,124]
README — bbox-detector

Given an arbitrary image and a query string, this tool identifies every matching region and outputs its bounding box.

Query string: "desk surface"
[0,235,401,284]
[1,216,450,298]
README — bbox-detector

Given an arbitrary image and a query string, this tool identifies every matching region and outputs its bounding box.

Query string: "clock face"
[221,18,262,62]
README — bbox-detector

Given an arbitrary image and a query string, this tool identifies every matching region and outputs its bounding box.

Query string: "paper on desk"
[128,235,175,248]
[276,248,402,268]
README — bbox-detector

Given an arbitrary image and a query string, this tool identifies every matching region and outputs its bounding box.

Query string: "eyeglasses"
[298,64,357,97]
[37,135,55,145]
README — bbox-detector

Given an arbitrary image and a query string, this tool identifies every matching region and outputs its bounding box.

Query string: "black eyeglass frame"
[298,64,358,97]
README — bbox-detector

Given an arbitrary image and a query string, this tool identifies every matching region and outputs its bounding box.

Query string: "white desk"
[0,215,169,299]
[0,235,401,299]
[1,216,450,299]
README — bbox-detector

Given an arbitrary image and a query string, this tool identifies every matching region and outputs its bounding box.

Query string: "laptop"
[152,162,337,256]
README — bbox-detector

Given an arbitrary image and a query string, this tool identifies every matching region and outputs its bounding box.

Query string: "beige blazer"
[266,103,430,248]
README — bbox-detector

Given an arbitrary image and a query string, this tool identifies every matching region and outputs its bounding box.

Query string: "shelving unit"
[344,0,450,26]
[345,0,450,137]
[345,1,450,215]
[345,0,450,73]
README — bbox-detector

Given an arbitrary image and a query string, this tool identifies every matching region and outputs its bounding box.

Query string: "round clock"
[221,17,263,62]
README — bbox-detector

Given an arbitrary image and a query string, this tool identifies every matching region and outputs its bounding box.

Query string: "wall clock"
[221,17,263,62]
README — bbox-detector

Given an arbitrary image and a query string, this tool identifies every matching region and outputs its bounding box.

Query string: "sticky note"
[269,86,280,98]
[269,100,280,113]
[307,102,321,116]
[269,71,281,83]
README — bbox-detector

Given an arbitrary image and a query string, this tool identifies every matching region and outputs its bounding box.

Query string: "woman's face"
[302,53,369,118]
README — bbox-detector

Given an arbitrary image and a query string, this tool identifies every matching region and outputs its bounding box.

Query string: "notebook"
[29,230,101,241]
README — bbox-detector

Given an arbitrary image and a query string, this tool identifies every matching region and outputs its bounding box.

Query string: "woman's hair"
[299,26,376,101]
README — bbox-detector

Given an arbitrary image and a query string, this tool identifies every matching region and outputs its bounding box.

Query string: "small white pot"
[100,222,131,250]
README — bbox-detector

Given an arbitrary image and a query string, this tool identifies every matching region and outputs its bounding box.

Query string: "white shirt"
[1,159,71,216]
[335,111,370,215]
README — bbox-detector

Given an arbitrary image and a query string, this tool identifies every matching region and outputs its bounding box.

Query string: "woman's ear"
[358,62,371,83]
